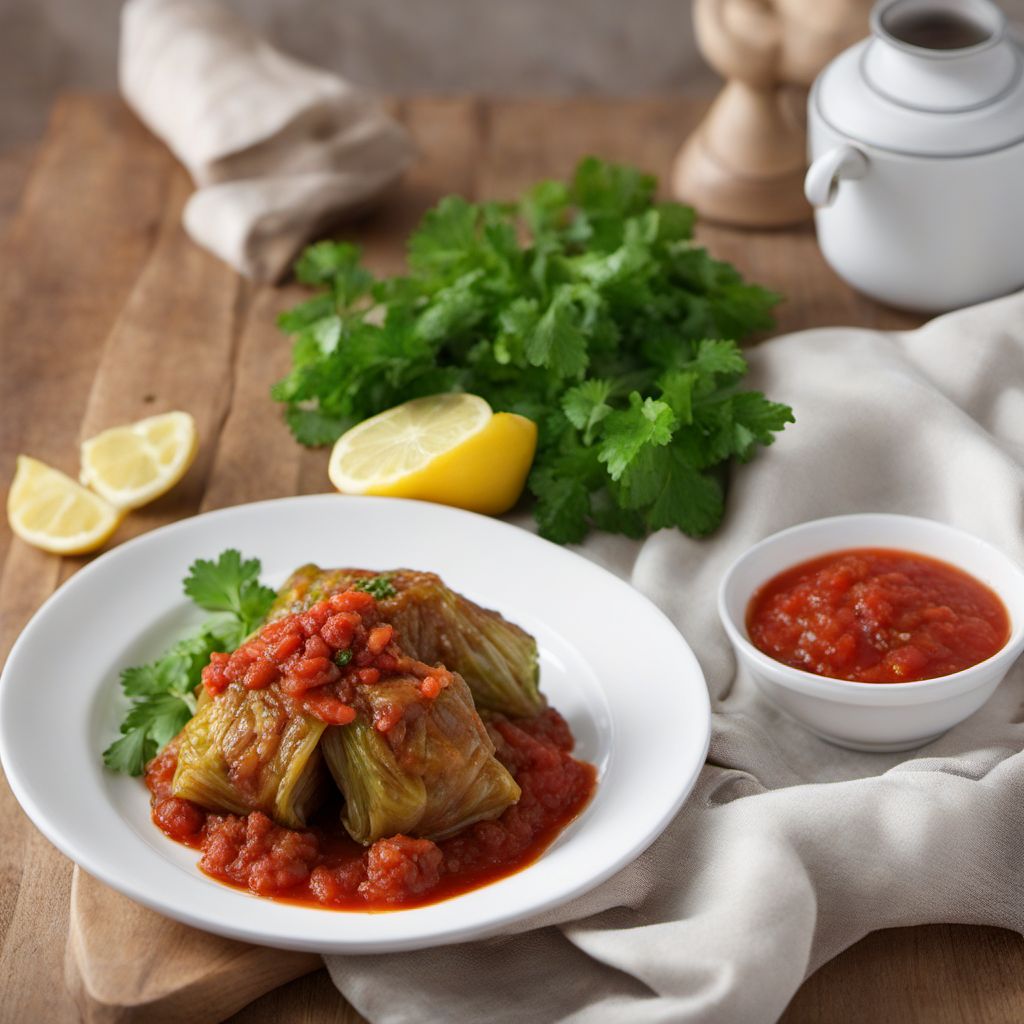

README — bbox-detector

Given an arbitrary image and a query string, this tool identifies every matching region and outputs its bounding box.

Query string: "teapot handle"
[805,145,869,208]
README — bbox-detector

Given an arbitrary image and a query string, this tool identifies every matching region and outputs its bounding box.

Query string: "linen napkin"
[326,291,1024,1022]
[119,0,414,282]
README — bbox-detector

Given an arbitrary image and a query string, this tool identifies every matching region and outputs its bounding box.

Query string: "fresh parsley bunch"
[103,550,276,775]
[273,157,794,543]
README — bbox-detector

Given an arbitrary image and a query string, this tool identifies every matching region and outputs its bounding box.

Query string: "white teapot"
[805,0,1024,312]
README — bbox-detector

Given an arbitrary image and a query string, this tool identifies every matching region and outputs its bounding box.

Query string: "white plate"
[0,495,709,953]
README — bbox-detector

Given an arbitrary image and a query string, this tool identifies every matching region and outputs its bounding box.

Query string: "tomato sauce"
[746,548,1010,683]
[146,708,596,910]
[201,588,452,727]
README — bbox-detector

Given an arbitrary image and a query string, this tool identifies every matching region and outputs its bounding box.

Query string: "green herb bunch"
[273,157,794,543]
[103,550,276,775]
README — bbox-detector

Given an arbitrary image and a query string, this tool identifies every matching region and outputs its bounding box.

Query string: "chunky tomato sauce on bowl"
[746,548,1010,683]
[718,515,1024,751]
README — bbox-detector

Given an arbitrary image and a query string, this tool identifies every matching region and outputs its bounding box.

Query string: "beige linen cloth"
[119,0,414,282]
[326,292,1024,1022]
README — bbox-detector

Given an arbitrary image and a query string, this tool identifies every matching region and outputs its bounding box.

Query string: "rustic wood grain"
[67,872,320,1024]
[781,925,1024,1023]
[0,144,36,233]
[0,96,176,1024]
[0,94,1020,1024]
[222,970,365,1024]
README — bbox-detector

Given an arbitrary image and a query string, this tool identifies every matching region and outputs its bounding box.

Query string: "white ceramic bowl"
[718,514,1024,751]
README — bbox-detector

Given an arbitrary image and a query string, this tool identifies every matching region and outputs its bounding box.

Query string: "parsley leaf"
[183,549,276,633]
[103,690,198,775]
[691,338,748,383]
[408,196,481,277]
[285,407,354,447]
[122,693,195,753]
[103,549,273,776]
[295,241,373,304]
[524,285,592,380]
[729,392,797,461]
[657,369,697,425]
[619,445,725,536]
[276,294,336,333]
[274,156,793,543]
[102,726,153,777]
[530,466,592,545]
[598,393,677,481]
[562,379,613,445]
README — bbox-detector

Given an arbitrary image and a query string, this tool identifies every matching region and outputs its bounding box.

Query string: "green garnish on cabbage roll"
[269,566,545,718]
[321,673,521,844]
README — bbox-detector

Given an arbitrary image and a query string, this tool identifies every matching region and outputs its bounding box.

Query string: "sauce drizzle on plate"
[146,709,595,911]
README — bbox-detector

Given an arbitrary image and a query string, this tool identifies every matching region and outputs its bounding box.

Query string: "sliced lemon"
[328,393,538,516]
[79,411,198,510]
[7,455,124,555]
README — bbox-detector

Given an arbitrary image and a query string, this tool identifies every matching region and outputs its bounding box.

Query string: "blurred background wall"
[2,0,1023,147]
[0,0,715,145]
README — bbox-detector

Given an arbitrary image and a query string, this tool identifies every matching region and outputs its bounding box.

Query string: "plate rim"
[0,494,711,953]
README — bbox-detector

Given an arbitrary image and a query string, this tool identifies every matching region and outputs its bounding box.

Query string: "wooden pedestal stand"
[673,0,873,227]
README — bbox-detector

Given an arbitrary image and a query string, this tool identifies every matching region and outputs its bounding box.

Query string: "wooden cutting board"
[66,869,325,1023]
[6,93,1024,1024]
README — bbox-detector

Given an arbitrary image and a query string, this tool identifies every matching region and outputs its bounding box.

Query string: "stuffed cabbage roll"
[172,681,327,828]
[321,671,521,844]
[269,566,545,718]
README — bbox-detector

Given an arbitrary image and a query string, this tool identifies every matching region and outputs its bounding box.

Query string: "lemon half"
[328,394,537,516]
[7,456,124,555]
[79,411,198,510]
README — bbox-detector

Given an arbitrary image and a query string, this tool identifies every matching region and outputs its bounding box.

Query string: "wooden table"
[1,94,1022,1024]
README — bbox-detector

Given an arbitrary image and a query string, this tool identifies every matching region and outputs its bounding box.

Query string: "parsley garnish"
[352,575,397,600]
[274,156,794,542]
[102,549,275,776]
[334,649,353,667]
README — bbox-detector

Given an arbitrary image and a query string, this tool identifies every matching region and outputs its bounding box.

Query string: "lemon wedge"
[328,394,537,516]
[7,455,124,555]
[79,411,198,510]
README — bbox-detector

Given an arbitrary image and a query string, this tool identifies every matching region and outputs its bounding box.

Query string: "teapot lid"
[815,0,1024,156]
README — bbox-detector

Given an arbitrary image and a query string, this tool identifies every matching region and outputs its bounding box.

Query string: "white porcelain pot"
[806,0,1024,313]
